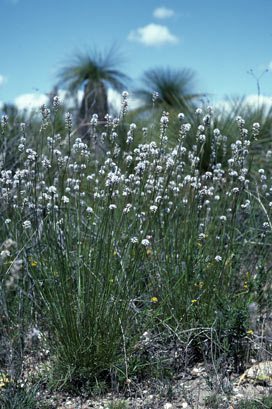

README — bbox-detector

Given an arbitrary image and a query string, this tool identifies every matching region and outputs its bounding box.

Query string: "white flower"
[53,95,60,110]
[86,207,93,214]
[109,204,117,210]
[1,250,10,259]
[126,132,133,145]
[162,135,168,145]
[61,196,69,204]
[166,157,174,168]
[141,239,150,247]
[203,114,210,125]
[182,123,191,132]
[123,203,132,214]
[178,113,185,121]
[215,255,222,262]
[150,205,158,213]
[130,123,137,131]
[126,155,133,164]
[54,149,62,157]
[253,122,260,130]
[22,220,31,229]
[160,115,169,125]
[130,237,138,243]
[90,113,98,125]
[65,112,72,130]
[48,186,57,194]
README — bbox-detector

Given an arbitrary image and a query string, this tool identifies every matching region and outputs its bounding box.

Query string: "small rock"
[234,393,244,399]
[164,403,173,409]
[182,403,188,408]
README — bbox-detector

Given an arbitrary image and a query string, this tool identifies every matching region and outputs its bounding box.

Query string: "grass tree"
[58,46,129,139]
[136,66,205,115]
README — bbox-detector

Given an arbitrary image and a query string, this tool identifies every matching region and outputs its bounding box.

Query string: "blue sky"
[0,0,271,111]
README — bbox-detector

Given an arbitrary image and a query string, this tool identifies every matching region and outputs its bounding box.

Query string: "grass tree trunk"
[79,82,108,141]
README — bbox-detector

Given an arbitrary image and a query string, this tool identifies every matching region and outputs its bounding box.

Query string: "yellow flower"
[109,279,114,284]
[247,330,254,335]
[197,242,202,247]
[31,260,38,267]
[243,281,248,289]
[52,271,58,276]
[113,250,117,256]
[165,254,169,260]
[0,373,13,388]
[150,297,158,303]
[146,249,152,255]
[194,282,204,288]
[191,299,198,303]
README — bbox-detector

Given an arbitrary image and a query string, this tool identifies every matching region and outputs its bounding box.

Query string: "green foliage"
[0,383,41,409]
[237,395,272,409]
[106,401,128,409]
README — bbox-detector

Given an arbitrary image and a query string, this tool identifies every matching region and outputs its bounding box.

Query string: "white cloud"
[57,89,84,107]
[77,90,84,105]
[214,94,272,117]
[12,88,143,116]
[268,61,272,71]
[14,93,49,112]
[153,7,175,19]
[13,89,84,113]
[128,23,179,46]
[0,75,7,87]
[108,89,121,113]
[244,94,272,112]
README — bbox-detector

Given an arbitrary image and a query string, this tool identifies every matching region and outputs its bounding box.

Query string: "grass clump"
[0,93,272,396]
